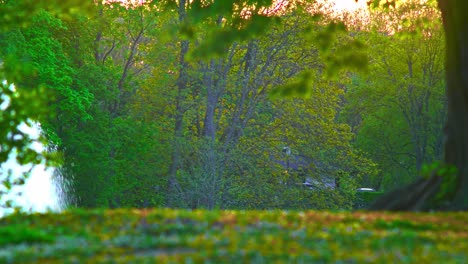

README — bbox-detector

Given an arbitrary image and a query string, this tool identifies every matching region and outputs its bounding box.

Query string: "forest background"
[0,0,447,211]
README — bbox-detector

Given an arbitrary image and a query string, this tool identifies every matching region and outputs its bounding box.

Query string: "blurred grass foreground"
[0,209,466,263]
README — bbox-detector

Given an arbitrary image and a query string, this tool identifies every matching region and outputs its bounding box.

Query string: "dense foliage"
[0,0,452,210]
[341,2,446,190]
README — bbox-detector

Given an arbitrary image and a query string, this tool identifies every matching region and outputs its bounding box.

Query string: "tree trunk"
[166,0,189,207]
[438,0,468,209]
[369,0,468,211]
[202,59,218,140]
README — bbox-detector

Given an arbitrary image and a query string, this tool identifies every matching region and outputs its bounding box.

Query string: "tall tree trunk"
[202,59,218,140]
[202,16,226,140]
[167,0,189,207]
[166,39,189,207]
[438,0,468,209]
[370,1,468,211]
[201,60,219,209]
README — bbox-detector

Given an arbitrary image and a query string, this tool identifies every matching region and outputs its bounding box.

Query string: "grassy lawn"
[0,209,466,263]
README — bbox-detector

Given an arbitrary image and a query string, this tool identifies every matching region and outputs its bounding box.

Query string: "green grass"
[0,209,466,263]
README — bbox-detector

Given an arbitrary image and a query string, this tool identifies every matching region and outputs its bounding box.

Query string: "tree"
[2,0,466,211]
[55,3,168,208]
[341,4,446,191]
[2,2,170,208]
[169,0,468,210]
[370,0,467,210]
[424,0,467,209]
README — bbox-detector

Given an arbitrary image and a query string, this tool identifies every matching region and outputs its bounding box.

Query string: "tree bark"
[202,59,219,140]
[167,0,189,207]
[438,0,468,209]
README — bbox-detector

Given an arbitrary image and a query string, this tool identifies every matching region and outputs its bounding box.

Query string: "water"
[0,123,64,218]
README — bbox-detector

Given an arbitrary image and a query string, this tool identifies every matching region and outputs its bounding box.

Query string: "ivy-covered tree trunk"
[370,0,468,211]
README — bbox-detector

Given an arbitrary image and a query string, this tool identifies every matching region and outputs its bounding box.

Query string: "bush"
[354,191,384,209]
